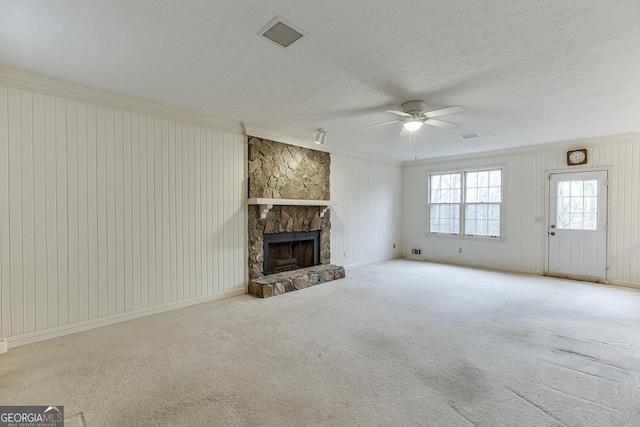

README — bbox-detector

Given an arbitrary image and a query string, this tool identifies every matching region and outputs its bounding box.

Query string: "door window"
[556,179,598,230]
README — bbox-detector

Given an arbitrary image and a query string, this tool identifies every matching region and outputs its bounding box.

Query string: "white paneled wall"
[331,154,402,267]
[0,84,246,344]
[402,135,640,286]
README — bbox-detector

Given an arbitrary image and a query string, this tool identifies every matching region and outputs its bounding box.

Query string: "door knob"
[550,232,555,236]
[550,224,556,228]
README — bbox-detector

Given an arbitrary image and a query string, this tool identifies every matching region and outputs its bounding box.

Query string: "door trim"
[543,166,611,282]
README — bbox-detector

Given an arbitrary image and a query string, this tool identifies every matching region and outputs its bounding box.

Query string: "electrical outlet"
[412,249,421,255]
[458,247,463,254]
[343,252,347,258]
[535,216,544,223]
[393,244,396,249]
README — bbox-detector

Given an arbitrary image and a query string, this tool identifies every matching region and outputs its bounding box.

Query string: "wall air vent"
[461,133,480,140]
[258,16,308,49]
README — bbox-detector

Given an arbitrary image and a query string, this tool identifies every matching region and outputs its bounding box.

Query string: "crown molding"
[0,64,243,134]
[243,123,403,167]
[402,132,640,168]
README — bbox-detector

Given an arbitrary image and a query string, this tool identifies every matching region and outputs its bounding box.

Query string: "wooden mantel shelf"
[248,198,335,219]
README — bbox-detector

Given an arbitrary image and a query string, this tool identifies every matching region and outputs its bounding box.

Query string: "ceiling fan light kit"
[363,100,464,132]
[403,120,423,132]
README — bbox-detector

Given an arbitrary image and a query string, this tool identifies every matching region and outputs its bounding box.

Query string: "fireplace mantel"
[248,198,335,219]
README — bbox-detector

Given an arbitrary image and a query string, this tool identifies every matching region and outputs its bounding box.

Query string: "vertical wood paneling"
[237,135,245,288]
[222,135,231,291]
[161,119,170,304]
[1,80,248,344]
[206,129,213,295]
[146,116,156,307]
[114,110,125,314]
[194,127,202,297]
[153,118,162,305]
[105,108,116,316]
[168,121,177,303]
[217,132,223,292]
[200,128,207,295]
[9,87,24,335]
[213,130,219,291]
[0,86,10,338]
[77,102,89,322]
[139,114,149,309]
[175,123,184,302]
[20,91,35,333]
[331,154,402,267]
[181,124,189,301]
[87,104,98,319]
[188,125,195,299]
[96,106,108,317]
[131,113,141,311]
[44,95,59,327]
[55,97,69,326]
[33,93,48,330]
[123,111,132,312]
[66,100,78,325]
[221,134,229,291]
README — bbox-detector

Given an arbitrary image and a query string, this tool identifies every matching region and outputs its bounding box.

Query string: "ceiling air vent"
[258,16,308,49]
[461,133,480,140]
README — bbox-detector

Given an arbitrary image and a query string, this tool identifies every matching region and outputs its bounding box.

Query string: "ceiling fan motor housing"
[401,100,427,116]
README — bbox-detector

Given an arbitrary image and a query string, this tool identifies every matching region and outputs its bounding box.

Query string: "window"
[429,168,503,238]
[556,179,597,230]
[429,173,461,234]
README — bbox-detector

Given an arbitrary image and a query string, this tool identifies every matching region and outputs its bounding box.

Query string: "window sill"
[425,232,506,242]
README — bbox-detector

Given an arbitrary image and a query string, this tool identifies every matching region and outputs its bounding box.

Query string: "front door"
[548,171,608,279]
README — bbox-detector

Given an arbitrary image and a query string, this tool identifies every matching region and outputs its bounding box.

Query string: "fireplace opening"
[263,231,320,275]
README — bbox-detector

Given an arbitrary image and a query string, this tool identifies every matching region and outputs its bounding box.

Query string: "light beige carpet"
[1,259,639,426]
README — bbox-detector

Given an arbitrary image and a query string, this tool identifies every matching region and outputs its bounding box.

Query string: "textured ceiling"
[1,0,640,161]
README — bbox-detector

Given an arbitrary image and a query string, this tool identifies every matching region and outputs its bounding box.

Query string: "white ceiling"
[2,0,640,161]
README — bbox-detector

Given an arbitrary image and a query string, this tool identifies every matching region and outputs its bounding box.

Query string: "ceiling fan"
[362,100,464,133]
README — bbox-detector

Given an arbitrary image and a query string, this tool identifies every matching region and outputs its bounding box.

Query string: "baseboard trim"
[608,280,640,291]
[544,271,608,284]
[403,257,640,291]
[344,256,401,270]
[403,256,542,277]
[4,288,246,350]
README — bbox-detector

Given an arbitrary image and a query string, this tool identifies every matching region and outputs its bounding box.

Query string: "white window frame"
[428,166,504,239]
[428,171,462,235]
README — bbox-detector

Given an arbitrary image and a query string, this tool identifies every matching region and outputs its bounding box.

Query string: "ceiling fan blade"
[361,119,401,129]
[424,118,460,129]
[384,109,412,117]
[424,105,464,118]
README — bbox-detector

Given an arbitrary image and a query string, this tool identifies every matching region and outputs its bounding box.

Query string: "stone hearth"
[248,264,346,298]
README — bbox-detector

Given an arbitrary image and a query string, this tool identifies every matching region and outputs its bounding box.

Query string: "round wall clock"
[567,149,587,166]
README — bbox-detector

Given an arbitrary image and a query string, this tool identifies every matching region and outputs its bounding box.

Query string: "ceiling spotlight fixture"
[403,120,423,132]
[315,128,327,145]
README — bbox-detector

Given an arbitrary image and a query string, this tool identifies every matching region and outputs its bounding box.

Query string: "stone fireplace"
[246,136,345,297]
